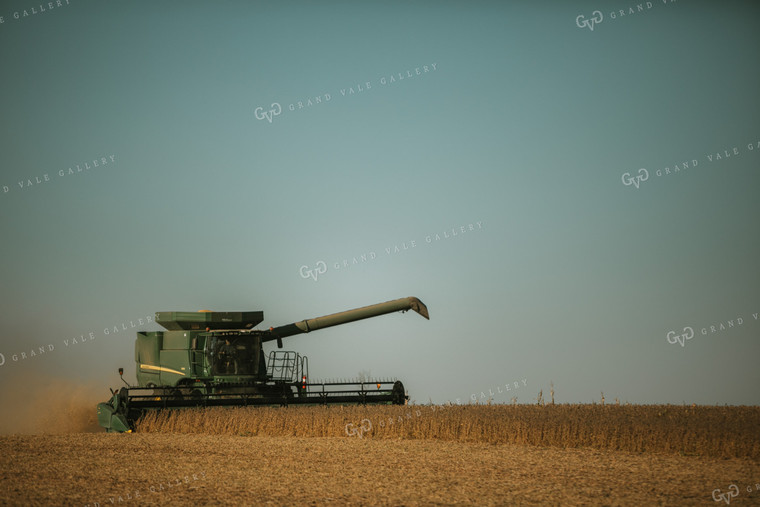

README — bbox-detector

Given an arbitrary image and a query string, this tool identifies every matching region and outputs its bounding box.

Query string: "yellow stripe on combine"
[140,364,186,376]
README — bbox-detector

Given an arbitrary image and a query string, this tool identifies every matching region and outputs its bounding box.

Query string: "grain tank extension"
[97,296,429,432]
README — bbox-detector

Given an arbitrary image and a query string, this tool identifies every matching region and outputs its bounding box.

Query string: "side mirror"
[118,368,129,388]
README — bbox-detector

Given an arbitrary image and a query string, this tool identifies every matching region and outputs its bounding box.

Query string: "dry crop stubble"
[1,433,758,506]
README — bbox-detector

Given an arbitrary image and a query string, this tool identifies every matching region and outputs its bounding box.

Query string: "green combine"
[97,297,429,432]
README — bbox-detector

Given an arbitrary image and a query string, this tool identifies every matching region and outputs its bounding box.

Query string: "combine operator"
[216,338,239,375]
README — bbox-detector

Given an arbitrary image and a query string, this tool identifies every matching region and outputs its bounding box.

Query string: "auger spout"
[263,297,428,346]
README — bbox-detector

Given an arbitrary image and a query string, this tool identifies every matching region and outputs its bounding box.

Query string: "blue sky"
[0,0,758,412]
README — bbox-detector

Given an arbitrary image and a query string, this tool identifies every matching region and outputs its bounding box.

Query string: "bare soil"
[1,433,758,506]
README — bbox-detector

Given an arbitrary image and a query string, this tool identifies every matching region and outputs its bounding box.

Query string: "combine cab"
[97,297,428,432]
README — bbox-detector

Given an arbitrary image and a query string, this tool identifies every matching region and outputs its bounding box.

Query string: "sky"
[0,0,758,415]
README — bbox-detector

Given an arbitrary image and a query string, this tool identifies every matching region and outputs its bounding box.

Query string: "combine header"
[97,296,429,432]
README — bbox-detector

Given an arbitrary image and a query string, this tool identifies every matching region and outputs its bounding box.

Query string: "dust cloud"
[0,371,107,434]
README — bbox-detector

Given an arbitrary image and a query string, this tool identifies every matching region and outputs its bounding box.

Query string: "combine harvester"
[97,296,429,432]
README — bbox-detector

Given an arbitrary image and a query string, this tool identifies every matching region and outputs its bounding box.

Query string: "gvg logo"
[712,484,739,504]
[345,419,372,439]
[299,261,327,281]
[254,102,282,123]
[576,10,603,31]
[621,168,649,189]
[665,313,752,349]
[666,327,694,347]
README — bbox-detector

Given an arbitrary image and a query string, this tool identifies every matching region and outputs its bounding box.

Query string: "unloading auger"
[97,297,429,432]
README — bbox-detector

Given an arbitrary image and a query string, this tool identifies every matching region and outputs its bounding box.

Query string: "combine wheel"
[391,381,407,405]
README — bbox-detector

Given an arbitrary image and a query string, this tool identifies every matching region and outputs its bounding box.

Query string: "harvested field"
[1,433,759,506]
[2,404,758,505]
[136,404,760,459]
